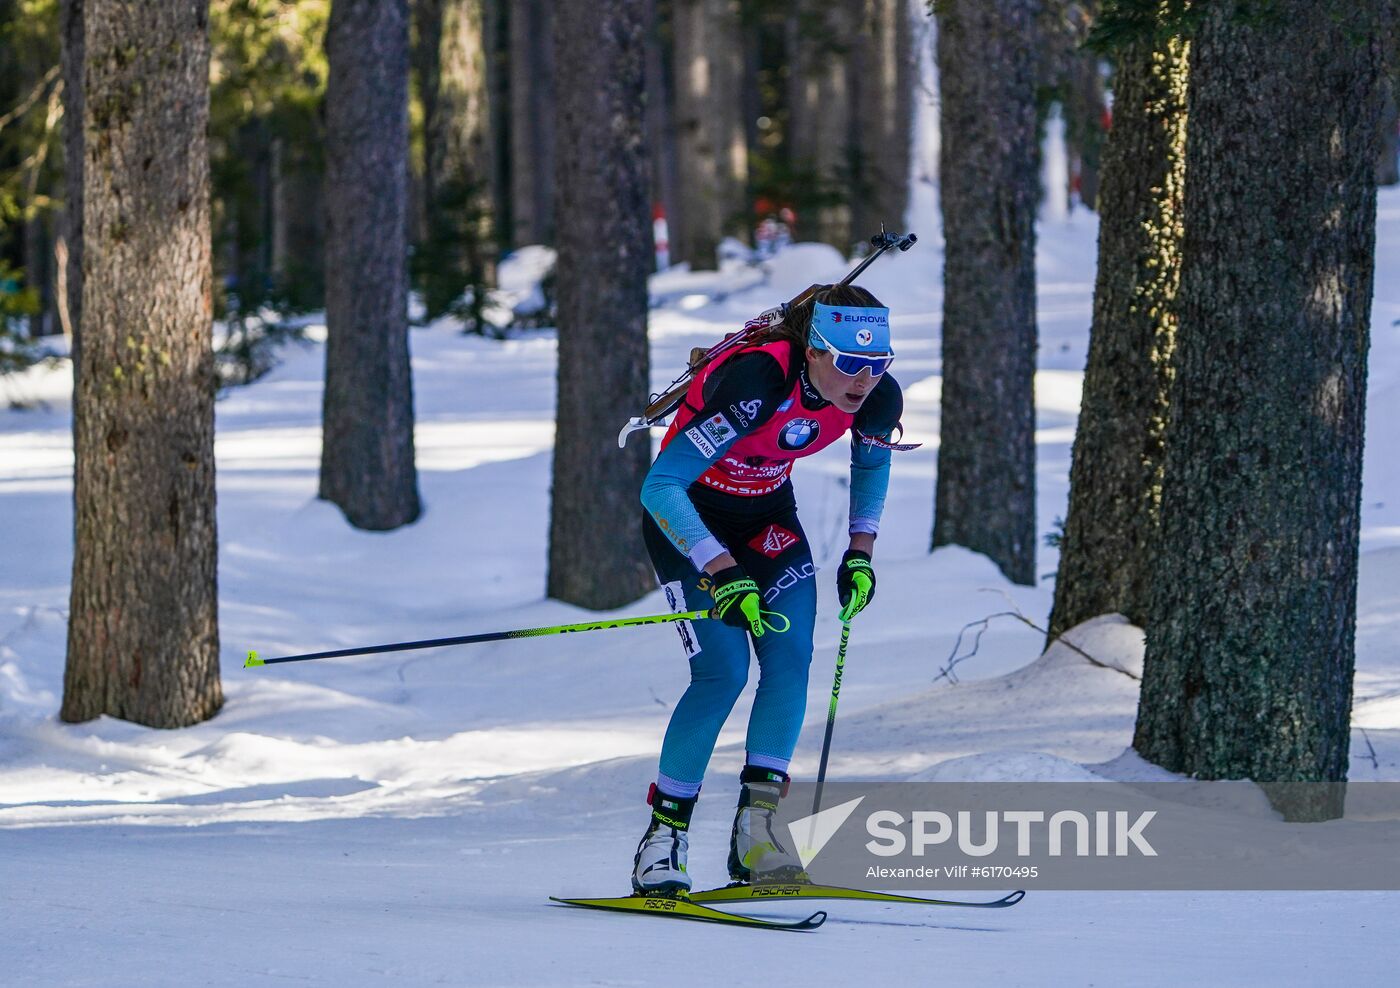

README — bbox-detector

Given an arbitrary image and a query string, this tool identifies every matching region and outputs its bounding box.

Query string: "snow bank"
[908,750,1106,783]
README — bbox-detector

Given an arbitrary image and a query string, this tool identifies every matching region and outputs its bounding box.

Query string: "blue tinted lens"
[831,351,893,376]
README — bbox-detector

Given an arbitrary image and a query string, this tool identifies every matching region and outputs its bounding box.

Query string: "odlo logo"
[762,562,815,604]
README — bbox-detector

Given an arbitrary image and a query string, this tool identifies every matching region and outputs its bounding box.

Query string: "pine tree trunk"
[321,0,422,531]
[60,0,82,364]
[1063,2,1105,210]
[412,0,443,247]
[646,0,679,265]
[1066,57,1106,210]
[786,2,853,250]
[1047,34,1188,641]
[1134,2,1384,820]
[672,0,746,269]
[232,121,274,307]
[271,139,325,309]
[1378,75,1398,186]
[23,216,52,336]
[931,0,1039,586]
[850,0,915,238]
[1041,2,1106,212]
[547,0,653,609]
[483,0,511,249]
[417,0,495,326]
[892,0,916,222]
[507,0,555,246]
[63,0,221,728]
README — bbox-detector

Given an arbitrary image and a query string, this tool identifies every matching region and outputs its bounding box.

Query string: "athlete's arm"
[836,375,901,620]
[847,373,903,545]
[641,350,789,570]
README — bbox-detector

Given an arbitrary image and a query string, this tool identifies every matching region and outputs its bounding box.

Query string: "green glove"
[837,549,876,622]
[709,565,766,637]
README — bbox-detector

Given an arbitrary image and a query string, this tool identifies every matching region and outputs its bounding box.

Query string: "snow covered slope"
[2,191,1399,984]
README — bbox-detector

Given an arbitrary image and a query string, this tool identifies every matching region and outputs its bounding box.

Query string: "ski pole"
[244,610,712,668]
[811,620,851,817]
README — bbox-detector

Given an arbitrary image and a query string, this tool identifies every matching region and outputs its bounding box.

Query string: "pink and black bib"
[660,340,854,497]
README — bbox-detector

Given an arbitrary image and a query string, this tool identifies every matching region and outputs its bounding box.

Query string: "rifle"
[617,230,917,448]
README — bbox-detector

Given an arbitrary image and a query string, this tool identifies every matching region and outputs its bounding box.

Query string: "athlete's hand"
[709,565,766,637]
[837,550,876,622]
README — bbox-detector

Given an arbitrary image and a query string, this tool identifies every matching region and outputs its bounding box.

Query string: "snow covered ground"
[3,189,1399,984]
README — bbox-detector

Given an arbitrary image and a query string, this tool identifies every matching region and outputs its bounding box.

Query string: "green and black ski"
[549,894,826,931]
[689,884,1026,909]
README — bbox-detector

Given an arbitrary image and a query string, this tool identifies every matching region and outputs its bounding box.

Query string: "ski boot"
[631,784,697,897]
[728,765,810,884]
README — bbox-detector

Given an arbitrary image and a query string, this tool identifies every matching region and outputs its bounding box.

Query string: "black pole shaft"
[811,622,851,816]
[259,628,536,665]
[251,611,708,666]
[811,707,839,818]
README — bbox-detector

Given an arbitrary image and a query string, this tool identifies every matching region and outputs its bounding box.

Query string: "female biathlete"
[633,283,903,895]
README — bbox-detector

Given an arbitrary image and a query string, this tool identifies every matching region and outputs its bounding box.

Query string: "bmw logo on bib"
[779,418,821,451]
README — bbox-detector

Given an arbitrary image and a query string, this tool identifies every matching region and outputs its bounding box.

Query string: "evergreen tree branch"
[0,63,60,133]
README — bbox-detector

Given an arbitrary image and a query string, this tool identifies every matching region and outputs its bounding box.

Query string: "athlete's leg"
[729,513,817,773]
[719,512,817,881]
[643,513,752,796]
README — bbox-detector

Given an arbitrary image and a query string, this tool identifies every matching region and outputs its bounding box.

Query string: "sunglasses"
[809,327,894,378]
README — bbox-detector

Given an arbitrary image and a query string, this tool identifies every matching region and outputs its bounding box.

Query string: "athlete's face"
[806,347,883,413]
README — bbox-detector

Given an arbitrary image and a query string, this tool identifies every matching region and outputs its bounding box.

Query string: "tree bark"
[412,0,443,247]
[321,0,422,530]
[483,0,511,250]
[850,0,915,238]
[1063,3,1105,210]
[231,120,274,308]
[1047,33,1188,641]
[548,0,653,609]
[507,0,555,246]
[60,0,82,359]
[1040,2,1106,211]
[1378,74,1398,186]
[645,0,679,264]
[22,214,53,336]
[1135,2,1384,820]
[64,0,221,728]
[786,2,853,249]
[931,0,1039,586]
[270,136,326,310]
[416,0,495,326]
[672,0,746,269]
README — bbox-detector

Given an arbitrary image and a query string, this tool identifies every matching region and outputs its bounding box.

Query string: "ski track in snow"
[3,190,1400,984]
